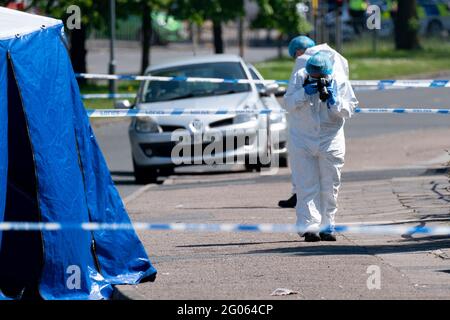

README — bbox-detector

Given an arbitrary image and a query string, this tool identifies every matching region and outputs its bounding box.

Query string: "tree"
[252,0,312,58]
[141,1,153,74]
[31,0,109,77]
[1,0,102,76]
[393,0,420,50]
[170,0,245,54]
[118,0,171,75]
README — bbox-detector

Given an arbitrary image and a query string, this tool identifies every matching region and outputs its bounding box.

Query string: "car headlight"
[135,117,161,133]
[233,113,257,124]
[269,112,286,124]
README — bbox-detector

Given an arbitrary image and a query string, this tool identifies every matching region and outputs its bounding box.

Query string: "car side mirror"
[259,82,279,97]
[114,99,133,109]
[274,86,286,97]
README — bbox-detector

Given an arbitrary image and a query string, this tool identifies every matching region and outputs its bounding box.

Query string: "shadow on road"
[242,236,450,256]
[182,206,280,210]
[111,166,250,185]
[110,171,134,177]
[177,240,299,248]
[112,180,140,186]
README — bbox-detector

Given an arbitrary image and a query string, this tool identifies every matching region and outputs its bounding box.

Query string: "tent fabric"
[0,32,6,239]
[0,7,61,40]
[0,8,156,300]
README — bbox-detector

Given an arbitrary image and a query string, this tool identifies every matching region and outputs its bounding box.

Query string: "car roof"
[145,54,245,73]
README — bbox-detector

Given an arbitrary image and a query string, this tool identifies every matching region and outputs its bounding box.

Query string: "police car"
[417,0,450,35]
[377,0,450,36]
[326,0,450,40]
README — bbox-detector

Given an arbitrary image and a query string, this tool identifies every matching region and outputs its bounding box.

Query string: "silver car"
[127,54,288,183]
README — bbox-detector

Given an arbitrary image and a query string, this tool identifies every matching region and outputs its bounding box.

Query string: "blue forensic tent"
[0,7,156,300]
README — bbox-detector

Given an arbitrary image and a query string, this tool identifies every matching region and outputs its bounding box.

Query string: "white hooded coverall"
[283,52,358,233]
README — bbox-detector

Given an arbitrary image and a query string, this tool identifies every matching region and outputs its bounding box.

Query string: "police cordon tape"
[80,86,426,100]
[80,87,416,100]
[1,222,449,236]
[85,108,450,118]
[77,73,289,85]
[81,93,135,100]
[76,73,450,89]
[352,79,450,88]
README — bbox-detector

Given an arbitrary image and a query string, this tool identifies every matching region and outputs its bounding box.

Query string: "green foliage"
[254,38,450,81]
[408,17,420,33]
[117,0,171,15]
[251,0,312,37]
[25,1,171,30]
[30,0,108,30]
[169,0,244,25]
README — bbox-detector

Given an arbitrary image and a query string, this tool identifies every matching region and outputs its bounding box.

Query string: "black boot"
[278,194,297,208]
[304,232,321,242]
[319,232,337,241]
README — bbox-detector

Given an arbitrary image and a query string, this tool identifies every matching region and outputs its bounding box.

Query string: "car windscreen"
[141,62,251,103]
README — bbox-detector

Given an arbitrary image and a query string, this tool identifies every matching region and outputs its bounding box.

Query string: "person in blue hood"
[284,51,358,242]
[279,35,316,209]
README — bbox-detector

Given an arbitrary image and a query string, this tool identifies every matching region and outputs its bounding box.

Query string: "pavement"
[92,87,450,199]
[108,117,450,300]
[101,114,450,300]
[86,58,450,299]
[113,166,449,300]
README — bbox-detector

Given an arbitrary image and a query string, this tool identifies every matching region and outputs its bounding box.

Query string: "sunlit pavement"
[91,87,450,299]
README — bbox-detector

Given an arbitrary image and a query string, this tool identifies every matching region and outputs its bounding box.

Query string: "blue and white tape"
[85,108,450,117]
[77,73,285,85]
[1,222,449,236]
[354,108,450,114]
[81,93,135,100]
[352,79,450,88]
[76,73,450,89]
[86,108,275,117]
[80,86,434,100]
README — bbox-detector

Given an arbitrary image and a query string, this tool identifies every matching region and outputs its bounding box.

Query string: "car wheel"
[427,20,443,36]
[133,158,158,184]
[245,161,262,172]
[159,167,175,177]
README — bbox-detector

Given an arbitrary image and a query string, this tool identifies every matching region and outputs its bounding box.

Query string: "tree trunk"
[238,16,244,58]
[212,20,224,54]
[69,26,87,84]
[141,2,152,75]
[394,0,420,50]
[277,33,283,59]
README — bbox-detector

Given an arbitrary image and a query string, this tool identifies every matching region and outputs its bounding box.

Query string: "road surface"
[92,87,450,198]
[90,86,450,299]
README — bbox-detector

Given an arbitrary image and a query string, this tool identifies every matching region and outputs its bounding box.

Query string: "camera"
[303,76,331,102]
[317,78,331,102]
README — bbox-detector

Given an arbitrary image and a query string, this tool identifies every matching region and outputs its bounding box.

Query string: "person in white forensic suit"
[283,51,358,242]
[280,40,352,209]
[278,35,316,209]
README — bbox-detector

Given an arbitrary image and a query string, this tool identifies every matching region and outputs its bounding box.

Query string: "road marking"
[123,184,157,205]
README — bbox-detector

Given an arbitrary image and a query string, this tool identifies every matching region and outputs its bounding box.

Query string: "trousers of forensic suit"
[283,68,358,233]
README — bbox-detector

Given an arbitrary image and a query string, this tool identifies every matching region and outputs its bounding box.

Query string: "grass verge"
[254,37,450,81]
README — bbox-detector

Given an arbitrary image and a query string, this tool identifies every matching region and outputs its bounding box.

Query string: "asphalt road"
[348,88,450,138]
[87,42,287,74]
[92,88,450,198]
